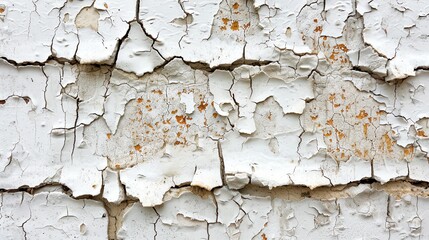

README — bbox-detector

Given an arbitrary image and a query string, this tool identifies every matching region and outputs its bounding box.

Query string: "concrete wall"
[0,0,428,239]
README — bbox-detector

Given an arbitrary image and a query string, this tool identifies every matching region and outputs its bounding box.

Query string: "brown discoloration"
[107,133,112,140]
[232,2,239,9]
[363,123,369,138]
[103,3,108,8]
[175,115,187,124]
[261,233,267,240]
[383,133,394,153]
[356,110,368,119]
[314,26,323,33]
[212,112,218,118]
[134,144,142,152]
[151,89,163,95]
[403,145,414,156]
[197,101,208,112]
[0,100,5,105]
[222,18,230,25]
[417,130,427,137]
[137,98,143,103]
[231,21,239,31]
[0,7,5,14]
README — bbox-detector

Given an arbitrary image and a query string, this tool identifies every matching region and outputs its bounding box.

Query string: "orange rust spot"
[106,133,111,140]
[328,93,335,101]
[363,123,369,138]
[175,115,187,124]
[341,94,346,100]
[324,130,332,137]
[310,115,318,120]
[134,144,142,152]
[115,164,120,169]
[243,22,251,30]
[198,101,208,112]
[404,145,414,156]
[336,129,345,140]
[137,98,143,103]
[323,36,327,40]
[345,104,351,112]
[355,149,362,157]
[314,26,323,33]
[334,103,341,108]
[152,89,163,95]
[340,152,346,158]
[231,21,239,31]
[364,150,369,158]
[220,26,227,31]
[313,18,318,23]
[177,132,182,137]
[103,2,108,8]
[222,18,230,25]
[327,119,334,126]
[417,130,427,137]
[232,2,239,9]
[356,110,368,120]
[174,141,183,145]
[171,109,178,114]
[213,112,218,118]
[383,133,394,153]
[261,233,267,240]
[334,44,348,52]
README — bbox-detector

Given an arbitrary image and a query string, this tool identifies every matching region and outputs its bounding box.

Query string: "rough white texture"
[1,0,429,238]
[0,190,108,239]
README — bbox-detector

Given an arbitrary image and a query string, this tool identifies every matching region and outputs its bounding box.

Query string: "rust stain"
[383,133,394,153]
[134,144,142,152]
[310,115,318,120]
[243,22,251,30]
[137,98,143,103]
[404,145,414,156]
[106,133,111,140]
[336,129,345,140]
[103,2,108,8]
[314,26,323,33]
[356,110,368,119]
[0,100,5,104]
[417,130,427,137]
[334,43,349,52]
[152,89,163,95]
[197,101,208,112]
[222,18,230,25]
[363,123,369,138]
[324,130,332,137]
[231,21,239,31]
[327,118,334,126]
[0,7,5,14]
[212,112,218,118]
[175,115,187,124]
[115,164,120,169]
[313,18,318,23]
[232,2,239,9]
[328,93,335,101]
[171,109,178,114]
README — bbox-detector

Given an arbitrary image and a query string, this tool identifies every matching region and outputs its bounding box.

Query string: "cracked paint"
[2,0,429,239]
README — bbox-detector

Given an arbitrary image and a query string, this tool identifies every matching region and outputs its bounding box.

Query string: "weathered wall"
[1,0,429,239]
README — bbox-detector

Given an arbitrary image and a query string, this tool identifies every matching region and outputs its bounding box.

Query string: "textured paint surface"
[1,0,429,239]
